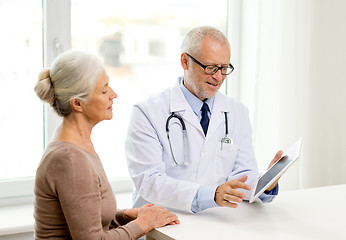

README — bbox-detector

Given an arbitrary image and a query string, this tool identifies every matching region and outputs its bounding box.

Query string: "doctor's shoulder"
[134,88,171,113]
[218,92,250,118]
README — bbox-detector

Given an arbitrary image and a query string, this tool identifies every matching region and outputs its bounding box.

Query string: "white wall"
[300,0,346,188]
[232,0,346,190]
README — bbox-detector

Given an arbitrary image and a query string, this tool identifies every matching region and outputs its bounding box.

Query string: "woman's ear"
[181,52,189,70]
[70,98,84,113]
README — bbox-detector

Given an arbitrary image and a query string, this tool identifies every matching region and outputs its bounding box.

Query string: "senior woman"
[34,50,179,239]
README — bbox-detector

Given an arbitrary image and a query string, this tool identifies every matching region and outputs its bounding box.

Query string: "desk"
[147,184,346,240]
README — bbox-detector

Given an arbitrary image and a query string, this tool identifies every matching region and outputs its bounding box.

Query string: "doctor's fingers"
[226,179,251,191]
[224,188,247,201]
[215,186,246,207]
[215,180,249,200]
[268,150,284,169]
[220,199,241,208]
[215,191,244,208]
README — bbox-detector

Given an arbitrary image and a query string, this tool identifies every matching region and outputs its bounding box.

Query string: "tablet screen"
[254,155,290,196]
[250,138,302,203]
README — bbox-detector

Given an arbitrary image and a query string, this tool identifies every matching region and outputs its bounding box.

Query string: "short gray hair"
[34,50,104,117]
[180,26,230,57]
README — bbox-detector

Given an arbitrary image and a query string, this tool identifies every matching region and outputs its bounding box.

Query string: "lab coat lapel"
[206,92,232,140]
[169,83,202,131]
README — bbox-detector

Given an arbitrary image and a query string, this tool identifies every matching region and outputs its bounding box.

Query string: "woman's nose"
[110,87,118,99]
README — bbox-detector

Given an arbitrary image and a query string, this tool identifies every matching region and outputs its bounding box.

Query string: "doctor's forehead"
[197,38,230,62]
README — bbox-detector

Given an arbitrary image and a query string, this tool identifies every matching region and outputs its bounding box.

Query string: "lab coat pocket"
[214,143,238,184]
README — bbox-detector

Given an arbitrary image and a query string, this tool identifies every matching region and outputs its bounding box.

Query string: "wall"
[301,0,346,188]
[232,0,346,190]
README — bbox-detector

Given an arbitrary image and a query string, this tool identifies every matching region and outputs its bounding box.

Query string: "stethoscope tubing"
[166,113,186,132]
[166,112,230,166]
[166,113,187,166]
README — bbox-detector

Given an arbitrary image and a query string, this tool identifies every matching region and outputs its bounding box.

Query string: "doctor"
[125,26,283,213]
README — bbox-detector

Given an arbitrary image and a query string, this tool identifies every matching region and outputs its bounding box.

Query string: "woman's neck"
[54,114,96,153]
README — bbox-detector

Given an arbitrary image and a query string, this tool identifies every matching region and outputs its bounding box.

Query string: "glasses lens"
[221,67,234,75]
[205,66,218,75]
[204,65,234,75]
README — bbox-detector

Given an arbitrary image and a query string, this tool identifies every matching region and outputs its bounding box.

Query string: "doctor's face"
[182,36,230,101]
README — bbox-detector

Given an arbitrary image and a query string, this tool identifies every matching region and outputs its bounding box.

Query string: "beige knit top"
[34,141,142,239]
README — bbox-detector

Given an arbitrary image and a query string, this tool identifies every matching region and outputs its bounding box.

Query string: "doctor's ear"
[181,52,189,70]
[70,98,84,113]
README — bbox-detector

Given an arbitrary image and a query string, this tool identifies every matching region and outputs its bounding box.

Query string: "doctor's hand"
[265,150,284,192]
[214,175,251,208]
[134,204,180,235]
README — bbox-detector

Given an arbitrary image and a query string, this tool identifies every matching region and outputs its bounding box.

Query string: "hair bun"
[34,68,55,106]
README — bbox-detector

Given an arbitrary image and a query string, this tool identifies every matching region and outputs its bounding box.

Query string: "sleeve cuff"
[191,185,219,213]
[259,184,279,203]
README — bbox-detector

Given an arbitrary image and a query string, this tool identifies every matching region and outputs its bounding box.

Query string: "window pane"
[71,0,227,179]
[0,0,43,180]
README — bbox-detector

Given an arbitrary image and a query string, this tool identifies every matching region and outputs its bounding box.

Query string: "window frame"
[0,0,234,206]
[0,0,137,207]
[0,0,73,206]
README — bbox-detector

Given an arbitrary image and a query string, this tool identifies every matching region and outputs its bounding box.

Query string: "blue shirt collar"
[178,77,214,116]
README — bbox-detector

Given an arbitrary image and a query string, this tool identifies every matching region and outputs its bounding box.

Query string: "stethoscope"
[166,112,233,166]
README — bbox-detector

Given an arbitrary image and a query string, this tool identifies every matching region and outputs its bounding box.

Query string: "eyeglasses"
[185,52,234,75]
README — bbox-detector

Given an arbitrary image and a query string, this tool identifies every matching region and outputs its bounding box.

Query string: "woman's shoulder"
[40,142,96,172]
[46,141,87,158]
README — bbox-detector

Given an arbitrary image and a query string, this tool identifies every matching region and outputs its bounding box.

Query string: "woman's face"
[82,70,117,124]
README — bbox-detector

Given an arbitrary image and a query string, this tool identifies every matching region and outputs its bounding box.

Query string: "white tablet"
[249,138,302,203]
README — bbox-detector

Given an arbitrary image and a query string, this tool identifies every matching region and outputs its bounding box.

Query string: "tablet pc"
[249,138,302,203]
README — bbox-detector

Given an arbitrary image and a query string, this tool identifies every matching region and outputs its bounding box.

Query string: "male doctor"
[125,26,283,213]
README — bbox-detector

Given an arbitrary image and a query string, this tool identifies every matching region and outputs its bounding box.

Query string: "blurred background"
[0,0,345,198]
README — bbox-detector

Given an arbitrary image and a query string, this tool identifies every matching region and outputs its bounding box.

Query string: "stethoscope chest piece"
[221,135,233,144]
[220,112,233,150]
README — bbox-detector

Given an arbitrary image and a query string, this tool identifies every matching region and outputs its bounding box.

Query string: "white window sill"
[0,192,133,236]
[0,204,34,236]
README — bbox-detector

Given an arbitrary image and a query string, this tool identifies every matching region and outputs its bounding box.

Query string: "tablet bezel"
[249,138,302,203]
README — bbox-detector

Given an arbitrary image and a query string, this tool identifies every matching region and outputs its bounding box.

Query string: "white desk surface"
[147,184,346,240]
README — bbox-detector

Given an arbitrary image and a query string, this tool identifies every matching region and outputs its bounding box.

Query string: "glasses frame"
[185,52,234,75]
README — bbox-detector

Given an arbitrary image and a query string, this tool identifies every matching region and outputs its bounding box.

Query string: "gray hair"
[180,26,230,57]
[34,50,104,117]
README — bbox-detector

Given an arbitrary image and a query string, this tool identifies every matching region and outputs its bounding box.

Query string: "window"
[0,0,43,180]
[0,0,228,203]
[71,0,228,179]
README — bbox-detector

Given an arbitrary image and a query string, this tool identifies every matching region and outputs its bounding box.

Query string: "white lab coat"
[125,82,260,212]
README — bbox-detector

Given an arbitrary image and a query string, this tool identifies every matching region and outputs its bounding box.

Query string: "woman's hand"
[134,204,179,235]
[123,208,139,222]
